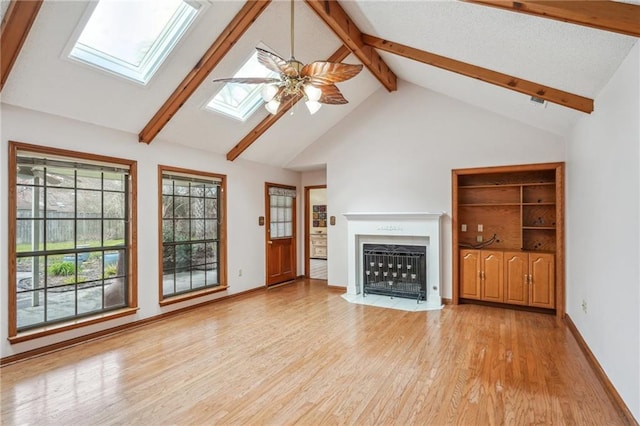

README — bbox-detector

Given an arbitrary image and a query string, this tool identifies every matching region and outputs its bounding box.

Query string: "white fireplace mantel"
[343,212,444,221]
[343,212,444,310]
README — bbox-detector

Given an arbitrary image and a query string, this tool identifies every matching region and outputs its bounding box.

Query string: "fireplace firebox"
[362,244,426,303]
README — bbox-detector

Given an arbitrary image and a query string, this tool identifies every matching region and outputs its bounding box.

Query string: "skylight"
[206,49,279,121]
[69,0,200,85]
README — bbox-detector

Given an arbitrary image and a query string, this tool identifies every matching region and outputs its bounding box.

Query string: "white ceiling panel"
[341,0,637,97]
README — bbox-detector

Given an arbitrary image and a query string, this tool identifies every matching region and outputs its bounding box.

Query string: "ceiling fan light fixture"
[305,100,322,115]
[261,84,279,102]
[266,98,281,115]
[303,84,322,102]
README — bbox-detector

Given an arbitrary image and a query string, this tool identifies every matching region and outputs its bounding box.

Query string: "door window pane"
[269,190,294,239]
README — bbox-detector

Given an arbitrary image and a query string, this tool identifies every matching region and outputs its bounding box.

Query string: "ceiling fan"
[212,0,363,115]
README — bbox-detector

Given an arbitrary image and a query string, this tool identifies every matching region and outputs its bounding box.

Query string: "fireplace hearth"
[363,244,426,302]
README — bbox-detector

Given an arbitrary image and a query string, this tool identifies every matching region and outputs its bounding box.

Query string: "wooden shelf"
[459,203,521,207]
[522,182,555,187]
[523,226,556,230]
[458,183,523,189]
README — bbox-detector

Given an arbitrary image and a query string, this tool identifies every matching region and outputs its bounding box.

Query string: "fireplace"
[363,244,426,302]
[343,212,444,310]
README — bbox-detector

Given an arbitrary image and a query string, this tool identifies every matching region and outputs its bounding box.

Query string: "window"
[9,142,137,340]
[269,186,295,238]
[206,48,279,121]
[68,0,201,85]
[160,166,226,303]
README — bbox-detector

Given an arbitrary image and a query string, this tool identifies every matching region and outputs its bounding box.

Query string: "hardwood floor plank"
[0,280,630,425]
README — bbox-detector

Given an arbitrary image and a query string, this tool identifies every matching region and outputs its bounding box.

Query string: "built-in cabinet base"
[461,249,555,310]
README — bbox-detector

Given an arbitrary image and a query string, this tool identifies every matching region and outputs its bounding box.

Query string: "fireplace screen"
[362,244,426,302]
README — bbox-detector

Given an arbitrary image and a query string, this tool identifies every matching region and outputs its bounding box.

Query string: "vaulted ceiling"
[1,0,638,169]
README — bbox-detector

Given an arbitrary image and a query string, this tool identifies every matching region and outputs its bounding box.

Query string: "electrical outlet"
[478,224,483,232]
[476,235,483,242]
[238,269,243,277]
[581,299,587,313]
[461,224,467,232]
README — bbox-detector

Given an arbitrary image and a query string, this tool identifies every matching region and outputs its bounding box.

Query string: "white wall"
[0,104,301,358]
[300,169,326,188]
[290,81,565,298]
[566,42,640,419]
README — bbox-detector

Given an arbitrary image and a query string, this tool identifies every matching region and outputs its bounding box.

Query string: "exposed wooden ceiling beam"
[1,0,43,92]
[304,0,397,92]
[139,0,271,144]
[362,34,594,114]
[226,45,351,161]
[463,0,640,38]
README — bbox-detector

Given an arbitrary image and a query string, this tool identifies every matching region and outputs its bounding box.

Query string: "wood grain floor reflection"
[0,280,628,425]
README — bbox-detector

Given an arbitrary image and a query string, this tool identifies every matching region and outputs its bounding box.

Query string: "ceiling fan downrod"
[290,0,295,61]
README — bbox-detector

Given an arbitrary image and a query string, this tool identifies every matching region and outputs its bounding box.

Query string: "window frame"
[158,165,227,305]
[8,141,138,343]
[66,0,203,85]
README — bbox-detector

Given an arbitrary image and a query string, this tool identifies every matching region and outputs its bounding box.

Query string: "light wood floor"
[0,280,628,425]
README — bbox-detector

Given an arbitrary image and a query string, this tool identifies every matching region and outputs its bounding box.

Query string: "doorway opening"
[305,186,327,280]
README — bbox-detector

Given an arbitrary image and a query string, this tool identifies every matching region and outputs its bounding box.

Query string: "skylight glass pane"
[206,50,279,121]
[69,0,199,85]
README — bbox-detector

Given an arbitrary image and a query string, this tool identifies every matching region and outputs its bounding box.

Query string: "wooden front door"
[265,183,297,286]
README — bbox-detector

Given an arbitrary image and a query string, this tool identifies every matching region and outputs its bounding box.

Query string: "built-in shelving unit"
[452,163,564,317]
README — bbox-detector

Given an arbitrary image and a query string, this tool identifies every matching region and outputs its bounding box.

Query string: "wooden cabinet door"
[529,253,555,308]
[504,252,528,305]
[481,251,503,302]
[460,250,480,299]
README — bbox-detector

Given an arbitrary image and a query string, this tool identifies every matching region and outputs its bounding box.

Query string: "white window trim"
[64,0,207,86]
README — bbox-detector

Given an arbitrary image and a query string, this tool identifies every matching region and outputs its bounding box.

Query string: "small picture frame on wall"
[312,205,327,227]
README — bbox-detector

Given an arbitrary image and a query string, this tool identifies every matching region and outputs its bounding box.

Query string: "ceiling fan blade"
[302,62,363,85]
[212,77,281,84]
[319,84,348,105]
[256,48,299,77]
